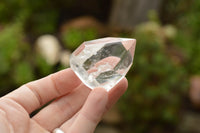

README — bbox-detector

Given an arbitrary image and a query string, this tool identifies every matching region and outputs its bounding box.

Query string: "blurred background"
[0,0,200,132]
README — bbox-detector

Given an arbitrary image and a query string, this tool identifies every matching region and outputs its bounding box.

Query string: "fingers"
[61,78,128,132]
[66,88,108,133]
[107,78,128,110]
[0,98,29,133]
[60,111,79,132]
[4,68,81,114]
[32,83,91,131]
[29,120,49,133]
[0,110,11,133]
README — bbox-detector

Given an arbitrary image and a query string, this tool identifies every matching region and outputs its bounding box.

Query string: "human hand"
[0,68,127,133]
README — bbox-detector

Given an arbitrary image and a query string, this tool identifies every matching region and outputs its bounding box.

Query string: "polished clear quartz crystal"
[70,37,136,91]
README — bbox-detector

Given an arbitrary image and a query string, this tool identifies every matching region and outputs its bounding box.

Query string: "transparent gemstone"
[70,37,136,91]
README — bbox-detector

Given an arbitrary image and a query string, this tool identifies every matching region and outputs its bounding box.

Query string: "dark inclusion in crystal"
[83,42,132,71]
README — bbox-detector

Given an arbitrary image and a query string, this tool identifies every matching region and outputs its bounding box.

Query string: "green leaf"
[13,62,35,85]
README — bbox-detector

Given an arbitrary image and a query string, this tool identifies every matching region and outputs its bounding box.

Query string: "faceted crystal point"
[70,37,136,91]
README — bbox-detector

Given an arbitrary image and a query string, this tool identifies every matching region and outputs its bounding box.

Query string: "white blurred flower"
[60,50,71,67]
[36,35,61,65]
[163,25,177,39]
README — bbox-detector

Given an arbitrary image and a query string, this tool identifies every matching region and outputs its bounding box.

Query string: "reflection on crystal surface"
[70,37,136,91]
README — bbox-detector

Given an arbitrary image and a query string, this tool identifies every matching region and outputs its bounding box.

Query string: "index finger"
[3,68,81,114]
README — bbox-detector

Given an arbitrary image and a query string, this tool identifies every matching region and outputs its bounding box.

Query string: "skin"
[0,68,128,133]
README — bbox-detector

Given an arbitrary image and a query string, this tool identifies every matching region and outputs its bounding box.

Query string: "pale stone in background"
[36,35,61,65]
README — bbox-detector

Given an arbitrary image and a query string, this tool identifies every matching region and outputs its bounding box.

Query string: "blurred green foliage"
[62,28,98,50]
[174,1,200,75]
[119,21,188,132]
[0,0,60,34]
[117,1,200,132]
[162,0,200,74]
[0,21,35,95]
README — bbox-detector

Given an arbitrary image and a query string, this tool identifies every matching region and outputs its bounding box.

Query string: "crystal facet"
[70,37,136,91]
